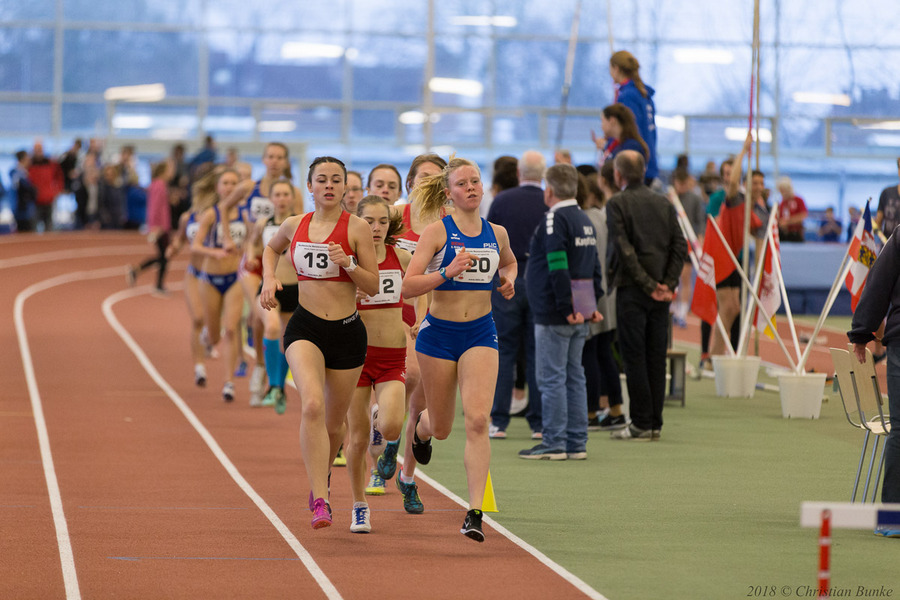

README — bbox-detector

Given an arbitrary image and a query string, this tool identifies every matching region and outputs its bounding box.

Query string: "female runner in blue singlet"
[166,174,219,387]
[260,157,379,530]
[191,168,249,402]
[401,157,516,542]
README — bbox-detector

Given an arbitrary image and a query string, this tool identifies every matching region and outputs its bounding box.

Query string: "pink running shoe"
[311,498,332,529]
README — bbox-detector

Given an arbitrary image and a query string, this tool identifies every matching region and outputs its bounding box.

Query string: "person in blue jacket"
[609,50,659,185]
[519,163,604,461]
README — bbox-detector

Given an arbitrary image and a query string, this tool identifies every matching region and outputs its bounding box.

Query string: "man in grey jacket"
[606,150,687,441]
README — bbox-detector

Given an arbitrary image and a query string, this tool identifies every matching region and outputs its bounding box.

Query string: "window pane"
[203,106,256,141]
[206,0,349,31]
[687,117,772,157]
[492,113,539,146]
[63,30,199,95]
[350,0,424,34]
[568,42,615,109]
[352,35,425,102]
[352,109,397,141]
[63,0,203,25]
[546,115,597,149]
[112,104,199,140]
[259,105,342,140]
[831,121,900,158]
[0,1,55,21]
[431,37,491,109]
[496,40,566,108]
[208,32,344,100]
[0,28,54,93]
[0,102,52,133]
[431,111,485,146]
[62,103,107,136]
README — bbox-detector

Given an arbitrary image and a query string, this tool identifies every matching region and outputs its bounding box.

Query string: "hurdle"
[800,502,900,599]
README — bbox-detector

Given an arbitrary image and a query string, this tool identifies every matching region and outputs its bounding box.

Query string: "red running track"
[1,232,602,600]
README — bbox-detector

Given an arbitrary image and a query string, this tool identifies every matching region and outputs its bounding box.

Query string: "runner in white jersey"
[220,143,302,403]
[244,180,297,410]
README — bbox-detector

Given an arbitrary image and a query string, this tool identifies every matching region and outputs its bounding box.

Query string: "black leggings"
[700,316,740,354]
[582,329,623,412]
[137,232,170,290]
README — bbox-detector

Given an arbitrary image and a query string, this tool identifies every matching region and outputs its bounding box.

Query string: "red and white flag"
[691,216,736,325]
[754,217,782,338]
[844,202,877,312]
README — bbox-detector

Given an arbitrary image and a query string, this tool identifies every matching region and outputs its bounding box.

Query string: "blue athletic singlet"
[426,215,500,291]
[244,180,275,222]
[211,206,248,249]
[185,211,201,244]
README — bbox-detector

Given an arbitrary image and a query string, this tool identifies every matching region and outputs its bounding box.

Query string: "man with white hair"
[776,176,808,242]
[486,150,548,440]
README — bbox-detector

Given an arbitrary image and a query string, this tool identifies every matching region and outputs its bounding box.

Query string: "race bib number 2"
[294,242,340,279]
[360,269,402,305]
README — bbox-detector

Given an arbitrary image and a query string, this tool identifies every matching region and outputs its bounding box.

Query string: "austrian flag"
[844,202,877,312]
[691,216,736,325]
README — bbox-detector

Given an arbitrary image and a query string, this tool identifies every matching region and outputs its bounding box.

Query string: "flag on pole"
[844,202,877,312]
[691,216,736,325]
[754,217,782,338]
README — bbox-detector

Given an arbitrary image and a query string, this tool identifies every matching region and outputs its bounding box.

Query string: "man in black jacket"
[848,224,900,534]
[607,150,687,441]
[487,150,548,439]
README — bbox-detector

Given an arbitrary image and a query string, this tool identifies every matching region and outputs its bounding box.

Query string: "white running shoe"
[350,502,371,533]
[222,381,235,402]
[194,364,207,387]
[249,365,266,395]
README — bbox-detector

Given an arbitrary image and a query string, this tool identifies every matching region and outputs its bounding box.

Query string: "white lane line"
[244,344,606,598]
[409,467,609,600]
[14,268,129,599]
[0,246,146,270]
[102,286,342,600]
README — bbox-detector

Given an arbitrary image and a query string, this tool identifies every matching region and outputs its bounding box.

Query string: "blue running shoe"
[396,477,424,514]
[874,526,900,538]
[234,360,248,377]
[377,440,400,480]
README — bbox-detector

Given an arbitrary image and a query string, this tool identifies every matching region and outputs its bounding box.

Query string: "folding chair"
[847,344,891,502]
[829,347,890,502]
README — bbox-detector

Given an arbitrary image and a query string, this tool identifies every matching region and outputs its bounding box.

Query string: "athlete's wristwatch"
[439,267,451,281]
[345,256,358,272]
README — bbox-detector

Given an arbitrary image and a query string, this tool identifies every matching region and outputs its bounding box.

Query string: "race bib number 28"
[294,242,340,279]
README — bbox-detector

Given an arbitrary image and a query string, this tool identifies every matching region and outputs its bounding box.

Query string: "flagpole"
[737,210,775,357]
[796,199,874,372]
[795,257,851,372]
[673,198,736,356]
[708,216,798,371]
[769,230,803,367]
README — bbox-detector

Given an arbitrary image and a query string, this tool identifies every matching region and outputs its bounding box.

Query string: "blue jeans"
[491,280,542,432]
[883,345,900,502]
[535,322,589,453]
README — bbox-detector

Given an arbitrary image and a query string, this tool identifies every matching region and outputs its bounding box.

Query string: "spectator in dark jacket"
[11,150,36,232]
[607,150,686,441]
[519,163,603,461]
[487,151,548,439]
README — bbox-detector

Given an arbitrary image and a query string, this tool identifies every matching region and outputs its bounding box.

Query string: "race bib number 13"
[294,242,339,279]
